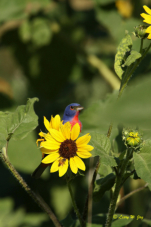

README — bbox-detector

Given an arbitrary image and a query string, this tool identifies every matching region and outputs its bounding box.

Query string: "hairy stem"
[1,150,62,227]
[105,150,132,227]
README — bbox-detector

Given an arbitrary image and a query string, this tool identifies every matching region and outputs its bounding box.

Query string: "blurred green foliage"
[0,0,151,226]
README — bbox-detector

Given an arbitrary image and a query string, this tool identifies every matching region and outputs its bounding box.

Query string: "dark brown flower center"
[59,139,77,159]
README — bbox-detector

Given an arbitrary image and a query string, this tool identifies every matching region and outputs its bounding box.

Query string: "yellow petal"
[146,26,151,33]
[40,147,58,154]
[43,133,53,141]
[70,157,78,174]
[40,140,60,150]
[76,134,91,146]
[77,151,92,159]
[39,131,45,137]
[74,156,85,171]
[141,13,151,24]
[42,152,60,164]
[39,132,56,142]
[71,123,80,140]
[60,122,71,139]
[50,159,59,172]
[77,145,94,152]
[49,128,65,142]
[44,116,51,131]
[51,115,61,130]
[147,33,151,39]
[59,159,68,177]
[143,5,151,15]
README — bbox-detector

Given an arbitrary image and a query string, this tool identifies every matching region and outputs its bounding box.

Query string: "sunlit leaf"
[90,132,117,167]
[114,34,132,79]
[7,97,39,140]
[122,50,141,67]
[133,152,151,185]
[0,98,38,151]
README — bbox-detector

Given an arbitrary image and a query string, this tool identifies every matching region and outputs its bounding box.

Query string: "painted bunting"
[32,103,84,178]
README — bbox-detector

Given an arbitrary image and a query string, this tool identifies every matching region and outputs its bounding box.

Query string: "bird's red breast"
[70,112,82,132]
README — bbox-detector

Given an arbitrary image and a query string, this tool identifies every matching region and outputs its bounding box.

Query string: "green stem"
[66,178,84,227]
[105,150,132,227]
[0,150,62,227]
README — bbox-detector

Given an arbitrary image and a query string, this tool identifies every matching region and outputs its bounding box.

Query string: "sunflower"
[36,115,62,157]
[38,121,93,177]
[141,5,151,39]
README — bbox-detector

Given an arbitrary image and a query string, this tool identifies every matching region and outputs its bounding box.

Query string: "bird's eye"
[70,106,74,110]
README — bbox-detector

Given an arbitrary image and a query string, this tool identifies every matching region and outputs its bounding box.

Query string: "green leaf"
[7,98,39,140]
[89,213,133,227]
[90,132,111,154]
[0,98,38,151]
[98,163,112,177]
[8,131,42,173]
[112,214,133,227]
[31,18,52,47]
[122,50,141,67]
[142,218,151,226]
[90,132,117,167]
[140,145,151,154]
[142,139,151,147]
[133,152,151,185]
[114,34,132,79]
[93,173,115,202]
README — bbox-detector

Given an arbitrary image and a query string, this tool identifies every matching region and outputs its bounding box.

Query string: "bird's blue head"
[63,103,84,121]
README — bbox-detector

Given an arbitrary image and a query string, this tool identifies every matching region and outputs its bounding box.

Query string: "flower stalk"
[105,149,133,227]
[1,148,62,227]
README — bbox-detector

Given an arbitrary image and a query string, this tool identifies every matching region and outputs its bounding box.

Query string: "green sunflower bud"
[133,25,148,39]
[122,129,142,148]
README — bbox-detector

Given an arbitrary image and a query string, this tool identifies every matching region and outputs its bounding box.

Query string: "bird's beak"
[74,106,84,112]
